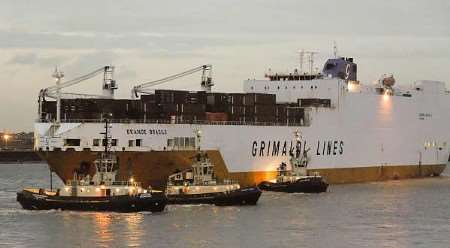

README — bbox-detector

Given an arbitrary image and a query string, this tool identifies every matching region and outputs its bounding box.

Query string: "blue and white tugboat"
[17,119,167,212]
[258,131,329,193]
[165,130,262,206]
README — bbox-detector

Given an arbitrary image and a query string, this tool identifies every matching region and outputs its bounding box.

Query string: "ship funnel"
[322,57,357,81]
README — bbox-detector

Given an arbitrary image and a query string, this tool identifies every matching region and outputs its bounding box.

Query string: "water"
[1,163,450,248]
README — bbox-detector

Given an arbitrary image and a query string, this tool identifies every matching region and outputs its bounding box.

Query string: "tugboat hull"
[167,187,262,206]
[258,177,328,193]
[17,190,167,213]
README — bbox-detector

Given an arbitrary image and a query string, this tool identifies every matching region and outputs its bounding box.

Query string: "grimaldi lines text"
[34,57,450,188]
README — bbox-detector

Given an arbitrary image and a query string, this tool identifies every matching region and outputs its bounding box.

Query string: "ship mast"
[52,67,64,124]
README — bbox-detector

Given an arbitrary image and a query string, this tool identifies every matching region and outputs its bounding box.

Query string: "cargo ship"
[34,52,450,189]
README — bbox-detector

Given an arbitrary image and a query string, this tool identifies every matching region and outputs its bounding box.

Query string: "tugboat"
[165,129,262,206]
[17,118,167,212]
[258,131,328,193]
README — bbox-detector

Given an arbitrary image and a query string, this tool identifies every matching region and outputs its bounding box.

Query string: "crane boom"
[132,64,213,97]
[44,67,106,94]
[38,65,117,123]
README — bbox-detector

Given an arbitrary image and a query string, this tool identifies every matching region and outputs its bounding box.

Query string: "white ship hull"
[34,79,450,187]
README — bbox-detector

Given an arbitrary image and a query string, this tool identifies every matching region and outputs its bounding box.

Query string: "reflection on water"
[1,163,450,248]
[93,213,113,246]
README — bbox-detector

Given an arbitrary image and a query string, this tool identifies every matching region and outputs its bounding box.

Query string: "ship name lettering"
[126,129,147,135]
[251,139,344,157]
[126,129,167,135]
[316,140,344,156]
[251,140,309,157]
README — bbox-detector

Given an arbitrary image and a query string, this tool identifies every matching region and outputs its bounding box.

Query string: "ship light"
[195,187,200,191]
[115,188,120,193]
[129,177,134,183]
[80,187,85,192]
[213,187,217,191]
[383,92,390,101]
[100,185,106,190]
[348,83,356,92]
[95,188,100,192]
[143,190,147,193]
[64,187,69,192]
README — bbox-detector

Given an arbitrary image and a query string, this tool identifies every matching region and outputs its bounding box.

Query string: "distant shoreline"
[0,151,43,163]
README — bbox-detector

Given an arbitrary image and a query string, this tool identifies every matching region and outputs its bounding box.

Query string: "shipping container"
[298,98,331,108]
[206,112,228,122]
[254,105,276,116]
[229,93,245,106]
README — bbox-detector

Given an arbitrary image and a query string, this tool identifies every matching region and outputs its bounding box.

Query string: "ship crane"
[132,64,213,98]
[38,66,117,123]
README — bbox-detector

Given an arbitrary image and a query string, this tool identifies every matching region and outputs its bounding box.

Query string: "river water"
[1,163,450,248]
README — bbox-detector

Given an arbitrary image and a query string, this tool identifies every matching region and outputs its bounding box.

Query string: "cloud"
[7,52,37,65]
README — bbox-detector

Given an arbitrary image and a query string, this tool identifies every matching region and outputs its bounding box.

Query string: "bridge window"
[93,139,100,146]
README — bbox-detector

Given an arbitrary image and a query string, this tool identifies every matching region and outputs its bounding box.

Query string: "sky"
[0,0,449,131]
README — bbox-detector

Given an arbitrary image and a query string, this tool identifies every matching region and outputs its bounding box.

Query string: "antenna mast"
[298,50,317,75]
[299,49,304,74]
[333,41,338,58]
[52,67,64,124]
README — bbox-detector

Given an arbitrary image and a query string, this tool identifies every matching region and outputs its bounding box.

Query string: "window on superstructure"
[136,139,142,147]
[103,139,118,146]
[93,139,100,146]
[325,63,335,70]
[129,140,134,147]
[64,139,80,146]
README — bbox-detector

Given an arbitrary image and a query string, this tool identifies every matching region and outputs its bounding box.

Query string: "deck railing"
[36,118,309,127]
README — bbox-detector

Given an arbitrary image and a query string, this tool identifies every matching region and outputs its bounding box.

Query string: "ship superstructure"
[34,53,450,189]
